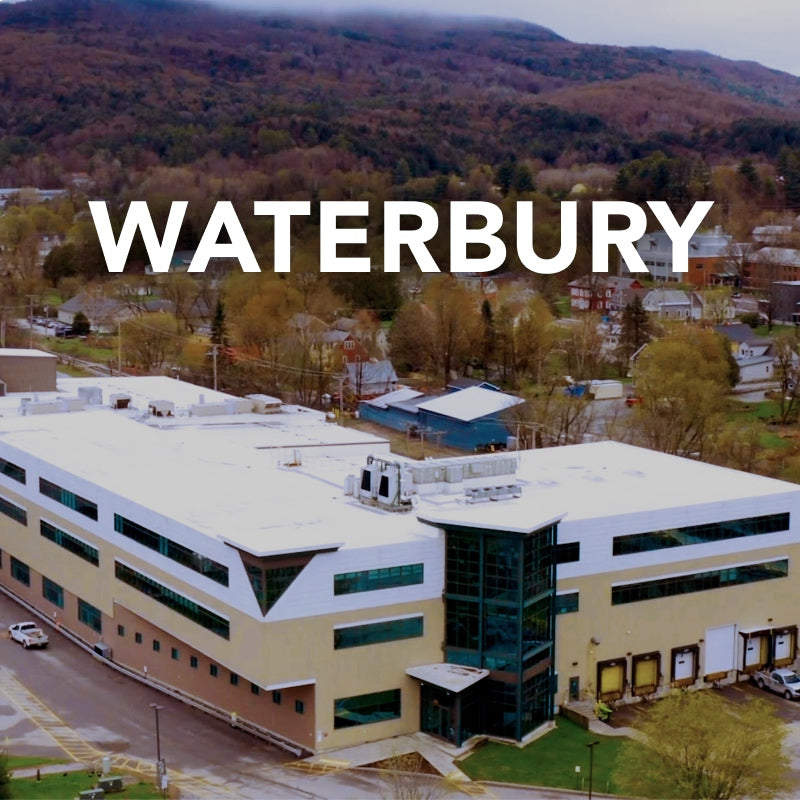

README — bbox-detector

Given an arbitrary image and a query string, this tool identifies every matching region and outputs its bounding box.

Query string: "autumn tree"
[389,301,435,375]
[702,286,735,324]
[514,295,556,386]
[121,313,183,373]
[525,388,595,447]
[563,313,606,381]
[629,327,737,459]
[159,274,208,332]
[614,691,789,800]
[709,420,766,473]
[421,276,481,386]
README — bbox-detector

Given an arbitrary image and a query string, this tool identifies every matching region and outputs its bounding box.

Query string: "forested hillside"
[2,0,800,186]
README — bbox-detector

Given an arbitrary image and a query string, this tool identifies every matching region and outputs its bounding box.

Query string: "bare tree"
[773,331,800,423]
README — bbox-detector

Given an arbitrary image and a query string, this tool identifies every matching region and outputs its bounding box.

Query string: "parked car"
[8,621,49,648]
[753,668,800,699]
[624,396,642,407]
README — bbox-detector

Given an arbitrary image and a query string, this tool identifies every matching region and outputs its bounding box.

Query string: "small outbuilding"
[0,348,57,393]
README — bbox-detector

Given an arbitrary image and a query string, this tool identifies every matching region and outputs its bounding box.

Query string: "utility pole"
[27,294,35,348]
[211,343,218,391]
[117,320,122,375]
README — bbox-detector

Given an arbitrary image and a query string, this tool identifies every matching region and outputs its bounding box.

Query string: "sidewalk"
[11,762,87,779]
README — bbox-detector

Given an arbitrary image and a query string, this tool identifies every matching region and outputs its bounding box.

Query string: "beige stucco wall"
[555,542,800,704]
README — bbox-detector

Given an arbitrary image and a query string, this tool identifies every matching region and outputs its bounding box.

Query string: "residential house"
[58,293,129,332]
[322,330,369,366]
[713,324,776,385]
[642,288,694,320]
[331,316,389,360]
[343,360,398,399]
[568,276,643,314]
[59,293,175,333]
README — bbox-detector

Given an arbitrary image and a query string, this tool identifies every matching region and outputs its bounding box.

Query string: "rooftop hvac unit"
[78,386,103,405]
[358,457,415,511]
[110,394,131,410]
[445,465,463,483]
[60,397,86,412]
[149,400,174,417]
[465,484,522,504]
[359,462,380,502]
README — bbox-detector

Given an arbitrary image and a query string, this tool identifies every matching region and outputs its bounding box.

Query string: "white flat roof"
[364,387,424,408]
[0,377,797,557]
[416,386,524,421]
[0,348,57,358]
[406,663,489,693]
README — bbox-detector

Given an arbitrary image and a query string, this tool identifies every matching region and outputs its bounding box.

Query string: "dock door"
[704,624,736,682]
[671,645,699,687]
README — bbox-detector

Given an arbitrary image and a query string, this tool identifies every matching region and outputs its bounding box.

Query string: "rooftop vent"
[110,393,131,410]
[464,484,522,503]
[148,400,174,417]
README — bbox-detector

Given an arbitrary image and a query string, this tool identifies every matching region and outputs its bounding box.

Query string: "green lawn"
[753,323,794,337]
[11,774,160,799]
[7,757,62,770]
[458,716,626,794]
[760,431,792,449]
[553,295,571,318]
[728,398,781,421]
[43,335,118,365]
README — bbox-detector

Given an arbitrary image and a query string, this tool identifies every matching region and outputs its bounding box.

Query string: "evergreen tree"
[211,299,228,348]
[619,295,651,360]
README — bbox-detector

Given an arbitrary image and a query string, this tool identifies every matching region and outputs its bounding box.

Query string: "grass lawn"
[43,335,118,365]
[11,774,161,799]
[553,295,571,318]
[753,323,794,337]
[727,398,783,422]
[458,716,626,794]
[7,757,62,770]
[760,431,793,449]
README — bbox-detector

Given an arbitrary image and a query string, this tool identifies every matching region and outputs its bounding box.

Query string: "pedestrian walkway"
[283,730,502,796]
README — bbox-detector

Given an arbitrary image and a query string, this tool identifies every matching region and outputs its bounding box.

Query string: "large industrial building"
[0,368,798,755]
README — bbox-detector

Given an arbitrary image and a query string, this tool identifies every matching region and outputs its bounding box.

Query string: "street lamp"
[149,703,163,761]
[586,740,600,799]
[149,703,167,797]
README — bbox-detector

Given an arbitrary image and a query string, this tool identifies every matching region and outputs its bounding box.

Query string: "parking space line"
[0,667,241,799]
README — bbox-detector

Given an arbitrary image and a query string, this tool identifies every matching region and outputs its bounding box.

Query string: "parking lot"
[608,679,800,787]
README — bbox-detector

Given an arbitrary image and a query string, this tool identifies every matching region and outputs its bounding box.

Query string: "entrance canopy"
[406,663,489,693]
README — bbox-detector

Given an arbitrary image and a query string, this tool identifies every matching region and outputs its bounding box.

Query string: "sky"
[211,0,800,77]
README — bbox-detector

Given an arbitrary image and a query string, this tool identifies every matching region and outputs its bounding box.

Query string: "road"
[0,591,598,799]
